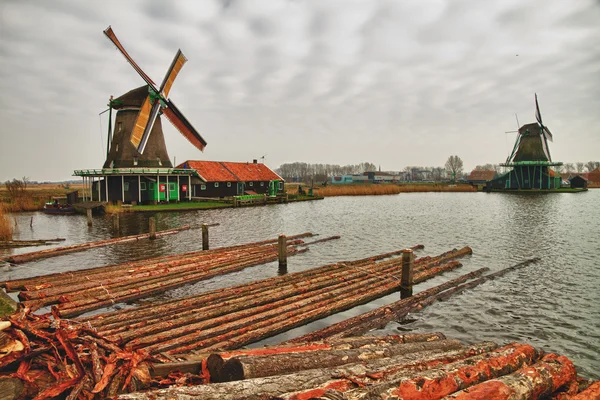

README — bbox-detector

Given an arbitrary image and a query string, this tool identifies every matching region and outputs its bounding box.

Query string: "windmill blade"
[162,99,207,151]
[130,95,157,151]
[541,132,552,162]
[542,126,553,142]
[534,93,543,125]
[137,101,162,154]
[104,26,157,90]
[160,50,187,98]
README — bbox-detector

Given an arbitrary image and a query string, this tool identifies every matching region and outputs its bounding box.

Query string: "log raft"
[67,246,472,355]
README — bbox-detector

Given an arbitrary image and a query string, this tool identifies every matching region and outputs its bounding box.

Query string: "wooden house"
[569,175,588,189]
[466,170,497,185]
[178,160,284,198]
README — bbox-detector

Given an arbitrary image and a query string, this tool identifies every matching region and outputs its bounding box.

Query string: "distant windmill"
[102,26,207,168]
[497,93,562,190]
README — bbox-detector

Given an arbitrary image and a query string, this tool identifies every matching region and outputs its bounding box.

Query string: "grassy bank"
[0,205,12,241]
[287,183,476,197]
[0,183,84,212]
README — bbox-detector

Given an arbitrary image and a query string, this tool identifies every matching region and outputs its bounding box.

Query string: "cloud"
[0,0,598,181]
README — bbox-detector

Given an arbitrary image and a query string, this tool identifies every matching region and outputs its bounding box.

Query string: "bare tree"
[576,162,585,173]
[562,163,575,173]
[585,161,600,172]
[445,156,464,182]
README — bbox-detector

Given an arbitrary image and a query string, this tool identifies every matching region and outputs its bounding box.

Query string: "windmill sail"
[163,99,207,151]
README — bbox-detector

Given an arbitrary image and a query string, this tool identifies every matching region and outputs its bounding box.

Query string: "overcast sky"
[0,0,599,181]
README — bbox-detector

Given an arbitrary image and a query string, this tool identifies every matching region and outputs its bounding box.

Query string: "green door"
[168,182,178,200]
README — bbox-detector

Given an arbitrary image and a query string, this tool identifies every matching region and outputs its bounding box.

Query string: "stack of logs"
[72,246,472,357]
[118,335,600,400]
[5,310,596,400]
[0,233,315,317]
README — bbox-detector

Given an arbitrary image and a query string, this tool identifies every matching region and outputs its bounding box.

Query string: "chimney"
[253,159,258,164]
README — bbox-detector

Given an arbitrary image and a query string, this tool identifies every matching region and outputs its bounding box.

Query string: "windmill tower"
[493,94,563,190]
[102,26,206,168]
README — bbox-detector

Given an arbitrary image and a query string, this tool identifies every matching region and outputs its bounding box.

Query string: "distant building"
[588,168,600,185]
[569,175,588,189]
[466,170,497,185]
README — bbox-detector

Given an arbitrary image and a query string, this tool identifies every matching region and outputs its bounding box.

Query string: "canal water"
[1,191,599,378]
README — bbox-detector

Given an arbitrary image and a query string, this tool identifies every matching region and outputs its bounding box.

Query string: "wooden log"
[124,262,407,352]
[569,381,600,399]
[81,244,425,330]
[4,225,192,264]
[278,234,287,268]
[117,342,496,400]
[54,249,310,318]
[219,340,462,381]
[445,353,577,400]
[202,224,209,250]
[179,333,446,362]
[298,235,341,246]
[21,241,293,304]
[3,232,314,290]
[400,249,415,298]
[286,267,488,343]
[103,261,404,343]
[112,213,119,233]
[340,343,539,400]
[149,217,156,240]
[165,261,461,355]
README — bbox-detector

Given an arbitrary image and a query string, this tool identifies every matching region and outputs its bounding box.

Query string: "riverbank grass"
[0,205,12,241]
[297,183,477,197]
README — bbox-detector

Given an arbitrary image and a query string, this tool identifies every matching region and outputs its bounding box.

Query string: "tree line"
[276,156,466,182]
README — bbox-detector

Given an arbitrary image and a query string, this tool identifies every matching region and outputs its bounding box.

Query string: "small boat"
[43,202,76,215]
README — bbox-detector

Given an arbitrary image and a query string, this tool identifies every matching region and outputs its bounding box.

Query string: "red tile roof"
[467,170,496,181]
[178,161,237,182]
[178,160,282,182]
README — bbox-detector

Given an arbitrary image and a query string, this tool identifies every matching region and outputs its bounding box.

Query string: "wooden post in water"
[112,213,120,233]
[278,234,287,271]
[400,249,414,299]
[202,224,209,250]
[149,217,156,240]
[86,209,93,227]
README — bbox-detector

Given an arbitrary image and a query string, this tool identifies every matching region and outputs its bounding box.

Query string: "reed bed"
[0,204,13,241]
[307,183,476,197]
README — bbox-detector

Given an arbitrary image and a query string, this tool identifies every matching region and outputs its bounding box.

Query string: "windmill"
[102,26,207,169]
[494,94,563,190]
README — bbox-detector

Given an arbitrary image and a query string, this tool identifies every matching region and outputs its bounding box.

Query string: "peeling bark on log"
[5,226,193,264]
[569,381,600,399]
[117,343,496,400]
[2,233,313,290]
[343,343,538,400]
[178,333,446,362]
[445,353,577,400]
[220,340,463,381]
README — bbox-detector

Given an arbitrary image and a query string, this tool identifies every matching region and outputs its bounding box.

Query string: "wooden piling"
[149,217,156,240]
[278,235,287,268]
[112,213,120,233]
[202,224,209,250]
[400,249,414,298]
[86,209,92,227]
